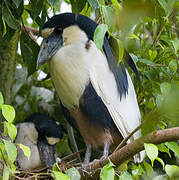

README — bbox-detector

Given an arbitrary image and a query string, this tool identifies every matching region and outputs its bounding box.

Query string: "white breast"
[15,123,44,170]
[49,42,90,108]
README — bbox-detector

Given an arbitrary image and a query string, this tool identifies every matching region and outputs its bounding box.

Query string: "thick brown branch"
[86,127,179,172]
[21,25,39,36]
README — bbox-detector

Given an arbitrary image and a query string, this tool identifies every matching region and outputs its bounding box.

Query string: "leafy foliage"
[0,92,30,179]
[101,160,115,180]
[94,23,108,51]
[144,143,158,166]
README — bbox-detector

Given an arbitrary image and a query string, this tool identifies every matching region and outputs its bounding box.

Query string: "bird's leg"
[78,144,92,174]
[101,141,110,159]
[82,144,92,167]
[89,142,110,166]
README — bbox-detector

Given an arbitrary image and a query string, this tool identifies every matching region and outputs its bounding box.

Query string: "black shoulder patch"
[103,37,128,98]
[79,82,118,132]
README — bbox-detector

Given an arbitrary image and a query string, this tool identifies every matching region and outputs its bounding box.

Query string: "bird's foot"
[88,156,106,166]
[100,154,108,161]
[77,162,93,175]
[56,157,61,164]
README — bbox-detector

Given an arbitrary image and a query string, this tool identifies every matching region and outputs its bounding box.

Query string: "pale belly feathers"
[49,42,90,109]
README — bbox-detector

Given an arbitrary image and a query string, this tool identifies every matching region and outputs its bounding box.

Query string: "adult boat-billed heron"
[37,13,144,166]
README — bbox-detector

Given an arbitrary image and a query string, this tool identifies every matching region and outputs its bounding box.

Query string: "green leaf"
[0,143,4,160]
[156,94,164,108]
[2,2,20,30]
[157,144,171,158]
[148,50,157,61]
[117,162,128,173]
[53,171,70,180]
[30,0,44,19]
[165,142,179,158]
[129,53,138,63]
[52,163,60,172]
[102,6,115,32]
[169,59,177,73]
[128,33,140,40]
[119,171,133,180]
[2,165,10,180]
[9,162,17,175]
[132,164,144,176]
[167,0,176,17]
[87,0,99,10]
[101,160,115,180]
[94,24,108,52]
[172,38,179,54]
[80,3,92,17]
[20,31,40,76]
[0,92,4,106]
[165,164,179,178]
[18,144,31,160]
[66,167,81,180]
[160,82,171,95]
[156,157,165,169]
[2,105,15,123]
[12,0,22,8]
[111,0,122,11]
[47,0,59,6]
[2,16,7,37]
[70,0,86,13]
[142,162,154,177]
[152,175,168,180]
[138,58,155,65]
[7,123,17,141]
[20,42,34,74]
[158,0,168,15]
[144,143,158,166]
[100,0,105,6]
[117,39,124,63]
[3,140,17,163]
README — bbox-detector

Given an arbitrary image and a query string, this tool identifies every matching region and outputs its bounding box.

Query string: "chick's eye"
[55,27,63,34]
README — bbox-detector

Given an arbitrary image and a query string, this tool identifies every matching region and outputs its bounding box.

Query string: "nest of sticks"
[3,149,85,180]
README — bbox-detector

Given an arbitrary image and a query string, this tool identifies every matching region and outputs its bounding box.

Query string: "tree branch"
[21,25,39,41]
[85,127,179,172]
[114,122,143,152]
[21,25,39,36]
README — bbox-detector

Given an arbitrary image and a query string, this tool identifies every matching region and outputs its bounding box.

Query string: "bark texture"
[0,31,20,104]
[0,31,20,127]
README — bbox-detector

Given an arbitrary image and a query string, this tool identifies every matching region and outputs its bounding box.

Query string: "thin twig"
[67,123,82,162]
[61,149,85,161]
[151,24,164,48]
[114,121,144,152]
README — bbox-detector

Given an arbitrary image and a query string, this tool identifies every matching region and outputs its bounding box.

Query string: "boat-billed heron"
[15,113,63,170]
[37,13,144,166]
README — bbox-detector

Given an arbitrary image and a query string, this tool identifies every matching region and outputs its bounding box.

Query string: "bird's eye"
[54,27,63,34]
